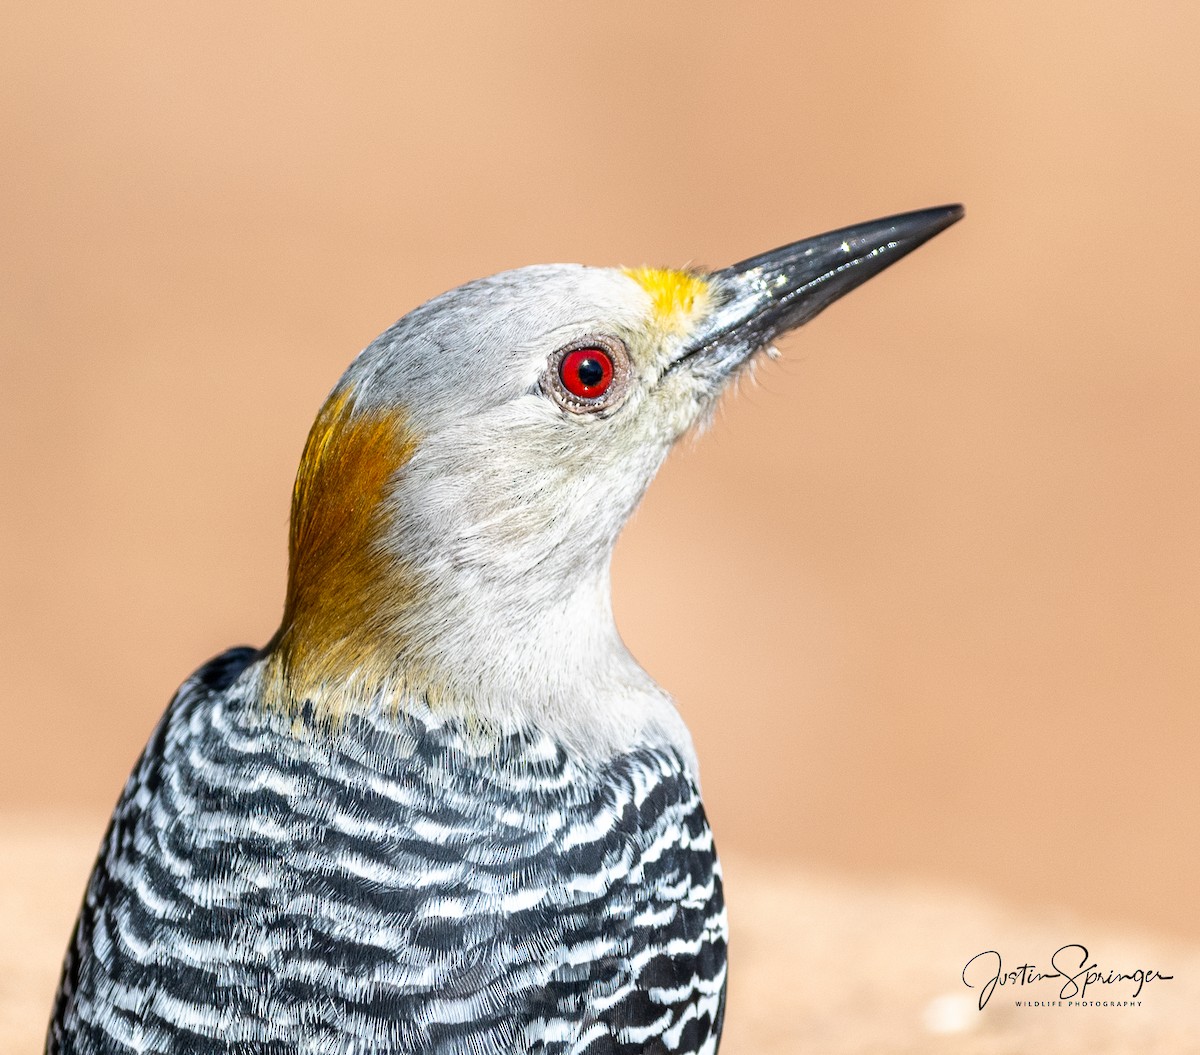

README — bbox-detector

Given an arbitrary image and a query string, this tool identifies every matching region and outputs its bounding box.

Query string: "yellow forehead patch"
[623,267,711,334]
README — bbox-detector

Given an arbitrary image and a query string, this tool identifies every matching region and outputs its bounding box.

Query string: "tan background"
[2,0,1197,1006]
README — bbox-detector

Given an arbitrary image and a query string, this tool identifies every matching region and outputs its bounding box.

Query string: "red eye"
[559,348,615,400]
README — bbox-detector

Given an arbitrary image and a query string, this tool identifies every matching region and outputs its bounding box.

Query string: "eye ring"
[543,335,632,415]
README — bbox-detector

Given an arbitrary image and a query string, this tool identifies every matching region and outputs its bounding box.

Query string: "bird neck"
[263,385,419,719]
[259,385,692,764]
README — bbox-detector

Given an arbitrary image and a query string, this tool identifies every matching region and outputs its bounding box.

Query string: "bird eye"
[560,348,614,399]
[543,335,631,415]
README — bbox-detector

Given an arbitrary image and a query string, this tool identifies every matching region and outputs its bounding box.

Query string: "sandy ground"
[3,814,1197,1054]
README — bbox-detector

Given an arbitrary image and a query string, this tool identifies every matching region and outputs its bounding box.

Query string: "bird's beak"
[675,205,964,377]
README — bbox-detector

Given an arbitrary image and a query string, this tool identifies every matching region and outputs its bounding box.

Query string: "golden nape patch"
[263,386,419,720]
[623,267,712,335]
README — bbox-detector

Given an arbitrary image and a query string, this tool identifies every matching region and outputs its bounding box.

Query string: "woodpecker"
[48,206,961,1055]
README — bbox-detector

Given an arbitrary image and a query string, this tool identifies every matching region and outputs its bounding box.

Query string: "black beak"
[678,205,963,375]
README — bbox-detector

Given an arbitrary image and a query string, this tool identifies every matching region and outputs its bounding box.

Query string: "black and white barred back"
[48,649,727,1055]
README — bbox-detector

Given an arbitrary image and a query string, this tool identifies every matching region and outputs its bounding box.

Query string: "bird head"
[262,206,962,753]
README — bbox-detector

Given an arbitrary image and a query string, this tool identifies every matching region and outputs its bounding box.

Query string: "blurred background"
[2,0,1197,1010]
